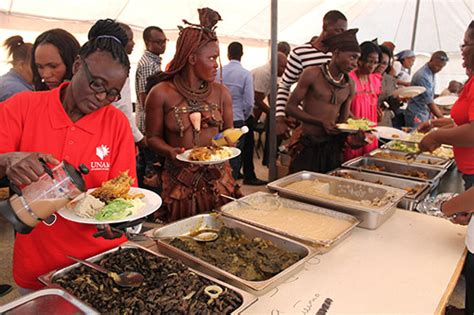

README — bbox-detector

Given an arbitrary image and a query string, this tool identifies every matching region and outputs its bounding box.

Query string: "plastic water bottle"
[212,126,249,146]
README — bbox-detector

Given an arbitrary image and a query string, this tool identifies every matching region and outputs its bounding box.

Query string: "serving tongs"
[404,150,422,164]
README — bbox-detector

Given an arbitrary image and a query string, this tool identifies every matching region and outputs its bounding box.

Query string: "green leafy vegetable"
[95,198,133,221]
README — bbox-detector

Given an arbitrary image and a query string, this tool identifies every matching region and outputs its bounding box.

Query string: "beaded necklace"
[172,75,221,145]
[324,63,344,84]
[321,62,349,104]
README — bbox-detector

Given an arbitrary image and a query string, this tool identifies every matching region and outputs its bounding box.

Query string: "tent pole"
[410,0,421,51]
[268,0,278,181]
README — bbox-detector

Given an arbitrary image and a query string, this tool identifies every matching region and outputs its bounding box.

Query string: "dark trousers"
[136,146,161,194]
[262,119,283,166]
[463,174,474,315]
[230,117,257,180]
[391,108,406,129]
[289,134,345,174]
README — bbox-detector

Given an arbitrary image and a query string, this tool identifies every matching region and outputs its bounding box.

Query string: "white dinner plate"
[392,86,426,99]
[373,126,410,141]
[57,187,162,225]
[433,95,458,106]
[336,121,376,133]
[176,146,240,165]
[336,124,361,133]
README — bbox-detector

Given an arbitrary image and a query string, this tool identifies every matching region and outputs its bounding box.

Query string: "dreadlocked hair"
[80,18,130,74]
[146,27,216,93]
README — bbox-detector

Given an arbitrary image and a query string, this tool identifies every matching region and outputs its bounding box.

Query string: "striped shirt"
[135,50,162,133]
[276,43,331,116]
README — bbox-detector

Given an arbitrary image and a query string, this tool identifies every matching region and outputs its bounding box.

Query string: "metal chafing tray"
[382,140,455,161]
[39,243,257,314]
[217,191,359,252]
[368,148,452,169]
[267,171,406,229]
[0,288,97,315]
[327,168,432,211]
[151,213,315,294]
[342,156,446,185]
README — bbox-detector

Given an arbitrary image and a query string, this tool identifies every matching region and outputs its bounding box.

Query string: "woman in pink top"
[344,41,381,160]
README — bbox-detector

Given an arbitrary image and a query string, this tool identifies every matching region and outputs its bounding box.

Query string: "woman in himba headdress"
[145,8,241,222]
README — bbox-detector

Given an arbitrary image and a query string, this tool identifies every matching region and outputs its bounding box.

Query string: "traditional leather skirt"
[159,159,242,222]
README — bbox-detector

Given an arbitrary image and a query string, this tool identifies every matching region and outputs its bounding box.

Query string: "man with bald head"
[252,51,287,165]
[405,50,448,127]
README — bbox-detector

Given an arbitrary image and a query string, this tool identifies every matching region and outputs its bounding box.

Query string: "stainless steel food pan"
[342,156,446,185]
[267,171,406,229]
[151,213,315,294]
[328,168,432,199]
[0,288,97,315]
[367,148,452,169]
[218,191,359,252]
[382,140,454,161]
[39,243,257,314]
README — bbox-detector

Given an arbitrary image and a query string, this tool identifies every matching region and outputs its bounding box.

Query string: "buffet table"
[142,208,467,314]
[229,209,465,314]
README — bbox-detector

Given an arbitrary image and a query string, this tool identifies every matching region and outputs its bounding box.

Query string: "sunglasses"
[81,58,121,103]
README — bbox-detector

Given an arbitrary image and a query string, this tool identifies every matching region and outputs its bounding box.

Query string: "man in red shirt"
[0,19,136,291]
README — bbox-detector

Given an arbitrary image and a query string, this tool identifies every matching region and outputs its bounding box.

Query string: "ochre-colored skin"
[145,41,233,159]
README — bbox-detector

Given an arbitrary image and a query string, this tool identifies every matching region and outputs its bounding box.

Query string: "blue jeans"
[230,120,246,179]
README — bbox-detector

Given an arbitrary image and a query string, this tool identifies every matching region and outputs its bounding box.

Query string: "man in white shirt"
[252,52,287,165]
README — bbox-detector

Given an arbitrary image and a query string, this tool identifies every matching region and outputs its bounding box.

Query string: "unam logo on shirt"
[91,144,111,171]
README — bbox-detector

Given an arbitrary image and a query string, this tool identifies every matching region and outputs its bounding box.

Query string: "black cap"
[323,29,361,53]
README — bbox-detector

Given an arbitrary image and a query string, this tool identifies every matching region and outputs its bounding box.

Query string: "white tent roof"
[1,0,473,53]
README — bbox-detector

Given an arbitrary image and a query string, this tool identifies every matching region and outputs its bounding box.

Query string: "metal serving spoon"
[128,228,219,243]
[67,255,144,288]
[221,193,282,210]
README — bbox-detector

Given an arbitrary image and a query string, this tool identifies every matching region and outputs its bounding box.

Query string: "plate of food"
[392,86,426,99]
[58,172,162,224]
[434,95,458,106]
[336,118,376,133]
[373,126,410,141]
[177,146,240,165]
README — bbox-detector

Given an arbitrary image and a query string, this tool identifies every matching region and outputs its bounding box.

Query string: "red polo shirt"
[450,77,474,175]
[0,83,136,289]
